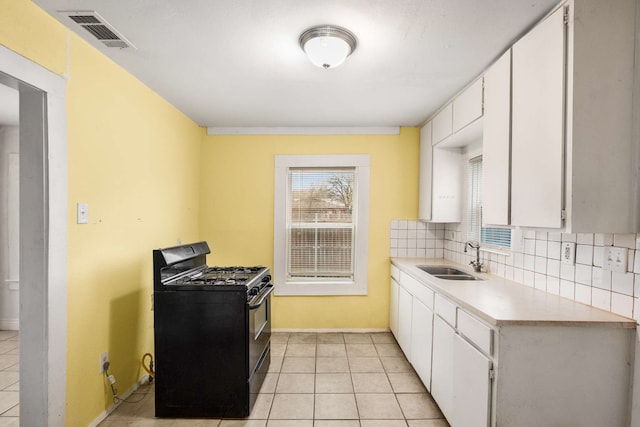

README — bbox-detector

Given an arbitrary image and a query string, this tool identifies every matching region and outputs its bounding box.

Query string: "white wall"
[0,126,19,330]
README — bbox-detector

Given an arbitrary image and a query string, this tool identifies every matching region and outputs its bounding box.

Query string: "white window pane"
[287,168,356,281]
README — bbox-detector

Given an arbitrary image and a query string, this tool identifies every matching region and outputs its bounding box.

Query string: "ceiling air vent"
[60,11,135,49]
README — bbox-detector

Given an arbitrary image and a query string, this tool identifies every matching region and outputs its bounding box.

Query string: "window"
[467,156,511,248]
[274,155,370,295]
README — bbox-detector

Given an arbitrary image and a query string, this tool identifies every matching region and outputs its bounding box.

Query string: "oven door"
[248,284,273,375]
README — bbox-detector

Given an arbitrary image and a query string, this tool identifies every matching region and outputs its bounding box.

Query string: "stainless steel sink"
[418,265,482,281]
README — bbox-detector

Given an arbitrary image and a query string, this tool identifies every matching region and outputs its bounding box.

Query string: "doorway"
[0,85,19,331]
[0,45,68,427]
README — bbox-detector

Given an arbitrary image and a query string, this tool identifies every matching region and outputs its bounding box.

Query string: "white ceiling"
[33,0,560,128]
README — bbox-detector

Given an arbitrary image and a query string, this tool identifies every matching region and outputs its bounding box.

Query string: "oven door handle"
[249,285,274,309]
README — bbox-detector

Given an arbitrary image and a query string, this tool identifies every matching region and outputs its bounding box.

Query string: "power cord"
[103,361,151,404]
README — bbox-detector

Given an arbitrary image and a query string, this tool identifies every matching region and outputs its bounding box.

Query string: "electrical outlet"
[561,242,576,265]
[99,352,109,373]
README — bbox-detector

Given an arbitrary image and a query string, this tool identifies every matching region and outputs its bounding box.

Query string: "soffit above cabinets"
[33,0,559,127]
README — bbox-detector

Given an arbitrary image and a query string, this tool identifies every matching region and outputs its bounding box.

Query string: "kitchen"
[0,0,639,426]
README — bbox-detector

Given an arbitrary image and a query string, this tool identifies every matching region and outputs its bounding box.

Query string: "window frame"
[274,154,370,296]
[467,155,511,249]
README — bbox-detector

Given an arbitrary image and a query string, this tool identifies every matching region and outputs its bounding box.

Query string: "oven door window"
[254,300,268,339]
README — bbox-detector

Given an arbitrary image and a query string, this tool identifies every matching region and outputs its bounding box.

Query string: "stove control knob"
[249,287,259,296]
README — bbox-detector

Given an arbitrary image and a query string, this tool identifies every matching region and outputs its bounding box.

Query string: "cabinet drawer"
[399,273,432,308]
[413,283,434,310]
[457,309,493,356]
[400,273,434,309]
[434,294,457,327]
[391,264,400,281]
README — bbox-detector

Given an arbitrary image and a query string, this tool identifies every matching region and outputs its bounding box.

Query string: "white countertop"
[391,257,636,328]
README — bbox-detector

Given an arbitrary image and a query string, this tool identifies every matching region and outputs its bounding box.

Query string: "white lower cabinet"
[453,334,492,427]
[397,285,413,356]
[390,263,633,427]
[410,297,433,391]
[389,277,399,337]
[431,315,455,421]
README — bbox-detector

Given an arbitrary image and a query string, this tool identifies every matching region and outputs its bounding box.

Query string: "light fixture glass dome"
[299,25,357,69]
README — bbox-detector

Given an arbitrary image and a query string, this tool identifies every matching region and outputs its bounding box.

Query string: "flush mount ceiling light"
[299,25,357,69]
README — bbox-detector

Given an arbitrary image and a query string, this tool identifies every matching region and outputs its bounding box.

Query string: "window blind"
[467,157,511,248]
[287,167,356,280]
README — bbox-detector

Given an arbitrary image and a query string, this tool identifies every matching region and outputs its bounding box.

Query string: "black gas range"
[153,241,273,418]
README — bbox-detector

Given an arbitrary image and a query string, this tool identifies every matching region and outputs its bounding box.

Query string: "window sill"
[274,281,368,296]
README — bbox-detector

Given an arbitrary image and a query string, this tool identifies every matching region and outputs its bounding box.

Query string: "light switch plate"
[561,242,576,265]
[77,203,88,224]
[604,247,628,273]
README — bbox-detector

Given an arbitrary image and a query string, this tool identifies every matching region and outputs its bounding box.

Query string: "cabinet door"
[389,277,399,338]
[482,50,511,226]
[431,147,463,222]
[411,297,433,391]
[453,78,483,133]
[418,122,433,221]
[453,334,492,427]
[431,315,455,420]
[432,103,453,144]
[511,7,566,228]
[397,285,413,357]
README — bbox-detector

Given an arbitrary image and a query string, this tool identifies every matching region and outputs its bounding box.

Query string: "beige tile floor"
[0,330,20,427]
[100,332,449,427]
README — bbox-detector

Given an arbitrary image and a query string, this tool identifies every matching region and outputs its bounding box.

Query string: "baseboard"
[0,319,18,330]
[272,328,390,333]
[88,374,150,427]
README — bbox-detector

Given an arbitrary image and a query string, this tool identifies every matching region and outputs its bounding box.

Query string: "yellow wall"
[200,129,419,329]
[1,1,203,425]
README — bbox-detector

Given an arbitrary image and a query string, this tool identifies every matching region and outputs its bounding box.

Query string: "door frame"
[0,45,67,426]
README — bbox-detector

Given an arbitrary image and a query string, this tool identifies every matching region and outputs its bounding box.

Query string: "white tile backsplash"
[577,233,594,245]
[535,240,548,257]
[592,287,611,312]
[548,241,561,260]
[594,233,613,247]
[391,220,639,321]
[611,293,634,318]
[611,272,634,296]
[576,245,593,265]
[575,264,592,285]
[547,276,560,295]
[614,233,636,249]
[575,283,592,305]
[548,232,562,242]
[547,259,560,278]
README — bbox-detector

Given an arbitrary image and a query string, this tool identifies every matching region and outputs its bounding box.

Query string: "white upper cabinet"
[419,121,463,223]
[511,7,566,229]
[563,0,637,232]
[481,0,639,232]
[507,0,638,232]
[453,78,483,133]
[482,50,511,227]
[418,122,433,221]
[431,147,463,223]
[432,104,453,145]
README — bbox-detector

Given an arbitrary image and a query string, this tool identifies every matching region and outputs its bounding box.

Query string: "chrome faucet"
[464,241,483,272]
